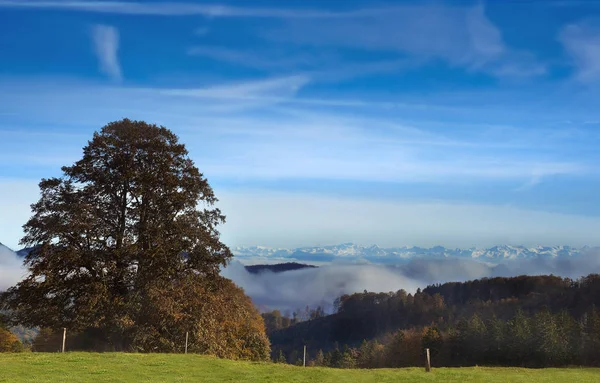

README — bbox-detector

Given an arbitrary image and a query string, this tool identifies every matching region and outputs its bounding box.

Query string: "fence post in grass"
[425,348,431,372]
[62,328,67,353]
[185,332,189,354]
[303,345,306,367]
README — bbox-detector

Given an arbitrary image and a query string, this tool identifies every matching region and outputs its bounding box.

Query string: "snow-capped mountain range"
[2,241,596,265]
[232,243,594,264]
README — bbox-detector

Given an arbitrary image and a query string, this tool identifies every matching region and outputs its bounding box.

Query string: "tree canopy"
[269,273,600,368]
[1,119,269,358]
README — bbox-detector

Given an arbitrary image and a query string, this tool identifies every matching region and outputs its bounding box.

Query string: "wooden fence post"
[425,348,431,372]
[303,345,306,367]
[62,328,67,353]
[185,332,189,354]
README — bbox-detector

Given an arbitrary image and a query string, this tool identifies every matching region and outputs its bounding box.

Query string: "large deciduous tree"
[1,119,269,358]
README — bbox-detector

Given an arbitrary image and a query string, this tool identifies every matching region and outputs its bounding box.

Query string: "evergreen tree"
[357,340,374,368]
[422,327,443,363]
[507,309,533,366]
[485,316,506,364]
[532,309,565,366]
[384,331,405,367]
[328,347,343,368]
[583,306,600,365]
[466,314,487,364]
[452,318,469,365]
[339,348,358,369]
[313,349,325,366]
[555,310,580,365]
[276,350,287,364]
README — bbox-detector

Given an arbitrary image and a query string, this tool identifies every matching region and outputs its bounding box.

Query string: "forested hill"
[266,273,600,368]
[244,263,317,274]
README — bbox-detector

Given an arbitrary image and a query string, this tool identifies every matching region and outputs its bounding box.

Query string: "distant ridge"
[0,242,14,252]
[16,247,35,258]
[244,262,317,274]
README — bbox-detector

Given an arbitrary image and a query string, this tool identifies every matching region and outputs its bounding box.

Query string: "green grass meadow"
[1,353,600,383]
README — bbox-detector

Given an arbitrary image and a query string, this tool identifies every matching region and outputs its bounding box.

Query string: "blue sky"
[2,0,600,250]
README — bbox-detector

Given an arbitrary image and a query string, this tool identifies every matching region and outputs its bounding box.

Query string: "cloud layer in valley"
[3,241,600,313]
[0,244,25,291]
[222,248,600,312]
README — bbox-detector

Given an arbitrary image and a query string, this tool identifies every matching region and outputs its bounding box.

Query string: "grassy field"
[1,353,600,382]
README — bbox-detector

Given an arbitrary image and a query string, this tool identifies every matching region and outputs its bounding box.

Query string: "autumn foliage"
[1,119,269,359]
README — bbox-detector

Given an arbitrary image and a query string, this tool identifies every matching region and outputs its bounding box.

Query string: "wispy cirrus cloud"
[157,74,310,100]
[0,76,593,189]
[187,45,415,82]
[0,1,351,18]
[187,46,318,71]
[560,21,600,81]
[262,3,545,78]
[91,24,122,81]
[1,70,599,250]
[0,2,545,79]
[186,4,546,79]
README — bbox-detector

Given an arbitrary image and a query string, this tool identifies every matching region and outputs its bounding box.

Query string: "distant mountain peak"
[231,243,594,264]
[6,242,594,264]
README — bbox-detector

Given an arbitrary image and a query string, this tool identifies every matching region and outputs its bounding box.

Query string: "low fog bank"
[222,261,423,312]
[223,249,600,312]
[0,244,25,291]
[3,243,600,312]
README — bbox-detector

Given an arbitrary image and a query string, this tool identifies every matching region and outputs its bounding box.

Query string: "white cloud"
[0,243,26,291]
[263,4,544,77]
[92,24,122,81]
[1,2,543,78]
[187,46,415,82]
[464,4,504,66]
[222,261,423,311]
[560,21,600,81]
[0,77,593,188]
[0,76,310,127]
[157,75,310,100]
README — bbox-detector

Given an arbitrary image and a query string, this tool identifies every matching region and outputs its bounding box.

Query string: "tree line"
[288,307,600,368]
[269,273,600,367]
